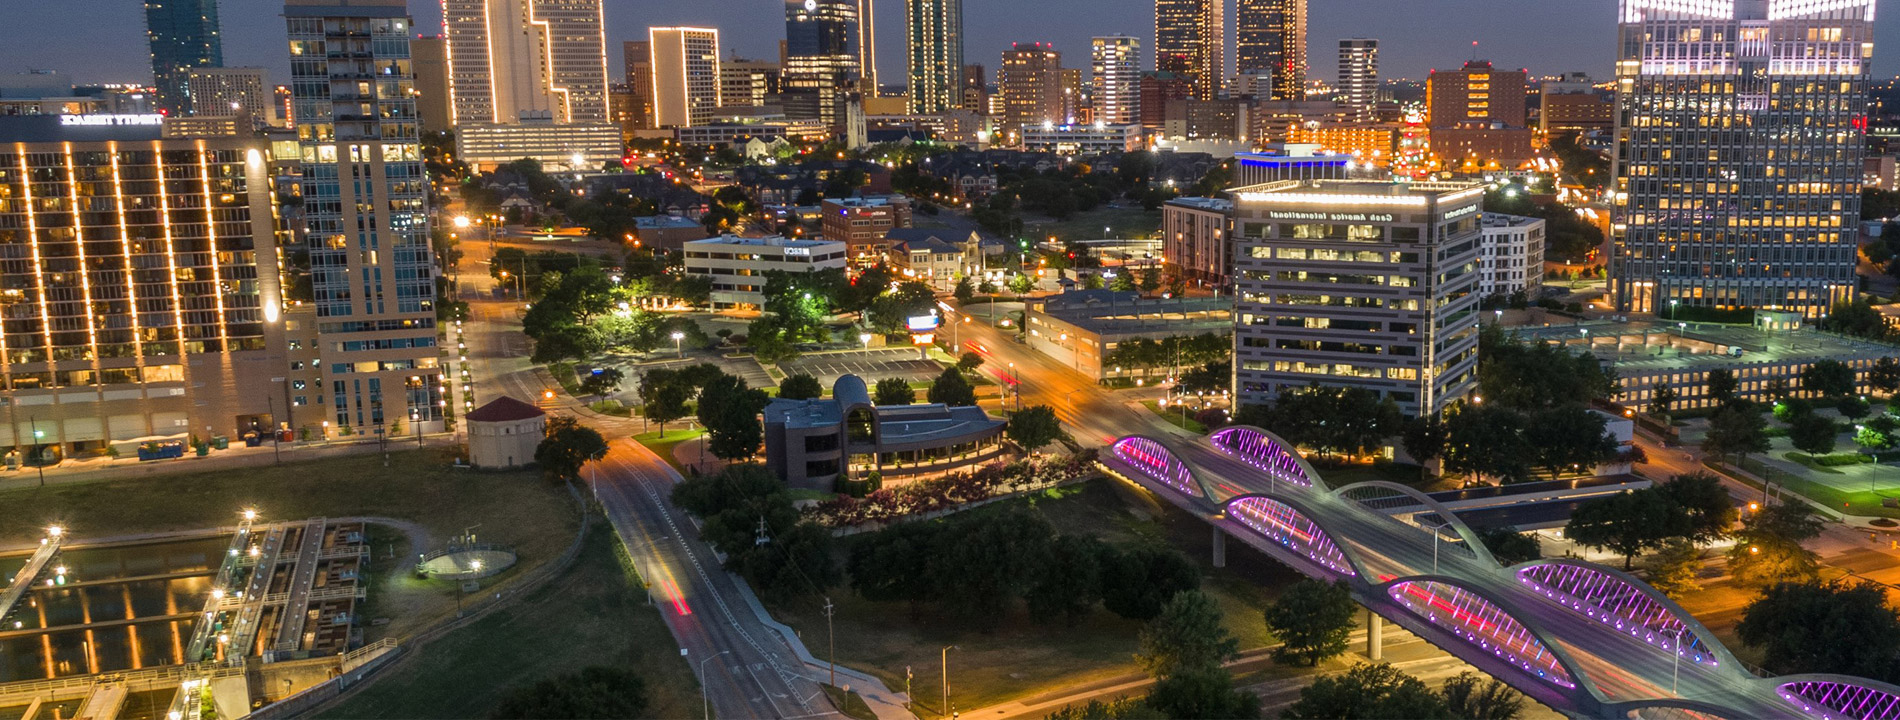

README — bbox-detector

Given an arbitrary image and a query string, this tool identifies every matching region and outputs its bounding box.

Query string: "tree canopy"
[534,416,609,483]
[1739,579,1900,679]
[1261,579,1357,666]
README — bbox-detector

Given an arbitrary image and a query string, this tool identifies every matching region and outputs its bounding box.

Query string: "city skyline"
[21,0,1898,94]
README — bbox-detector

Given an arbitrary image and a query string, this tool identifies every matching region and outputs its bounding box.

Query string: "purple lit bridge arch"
[1210,425,1319,489]
[1512,559,1737,671]
[1775,675,1900,720]
[1221,494,1363,579]
[1330,479,1503,569]
[1108,435,1219,505]
[1379,575,1588,691]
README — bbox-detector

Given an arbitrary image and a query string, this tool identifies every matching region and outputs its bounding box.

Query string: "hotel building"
[1231,180,1485,417]
[441,0,610,125]
[649,28,722,128]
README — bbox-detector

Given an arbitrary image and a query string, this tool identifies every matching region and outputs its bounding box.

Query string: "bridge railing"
[1515,561,1725,668]
[1225,496,1357,578]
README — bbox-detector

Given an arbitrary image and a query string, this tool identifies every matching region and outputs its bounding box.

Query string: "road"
[455,219,862,720]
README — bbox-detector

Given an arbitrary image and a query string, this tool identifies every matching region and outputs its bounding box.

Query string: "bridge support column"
[1366,610,1383,661]
[1211,526,1226,568]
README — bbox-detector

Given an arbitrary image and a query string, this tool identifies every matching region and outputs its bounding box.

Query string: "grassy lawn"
[769,479,1299,717]
[1029,207,1163,245]
[0,447,583,641]
[633,428,705,471]
[1709,456,1900,519]
[320,521,700,719]
[1141,401,1208,434]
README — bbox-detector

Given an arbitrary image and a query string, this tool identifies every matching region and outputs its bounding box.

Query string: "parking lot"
[777,348,944,388]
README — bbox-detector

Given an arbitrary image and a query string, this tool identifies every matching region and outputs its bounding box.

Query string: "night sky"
[7,0,1897,89]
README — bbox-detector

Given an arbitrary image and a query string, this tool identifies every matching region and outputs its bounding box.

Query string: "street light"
[941,645,959,718]
[453,215,471,229]
[697,650,731,720]
[672,331,685,358]
[1423,520,1454,574]
[859,332,872,350]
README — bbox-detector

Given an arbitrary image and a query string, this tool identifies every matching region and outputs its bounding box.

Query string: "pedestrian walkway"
[0,529,63,622]
[0,434,460,493]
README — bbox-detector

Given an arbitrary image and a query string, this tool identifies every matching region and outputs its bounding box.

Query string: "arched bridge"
[1106,426,1897,719]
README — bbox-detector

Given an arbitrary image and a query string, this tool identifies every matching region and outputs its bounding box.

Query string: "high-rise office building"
[187,66,272,127]
[285,0,444,434]
[1138,71,1193,130]
[1092,36,1141,126]
[144,0,224,115]
[1235,0,1304,100]
[0,115,287,458]
[1231,179,1485,417]
[411,37,454,132]
[784,0,865,126]
[442,0,610,125]
[906,0,964,113]
[622,40,654,130]
[1337,39,1377,121]
[1060,68,1084,125]
[721,57,784,108]
[1609,0,1875,316]
[856,0,879,96]
[1000,42,1063,136]
[650,28,722,127]
[1427,60,1531,168]
[960,64,989,115]
[1155,0,1223,100]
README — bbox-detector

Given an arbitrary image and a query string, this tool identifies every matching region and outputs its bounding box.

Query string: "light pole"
[698,650,731,720]
[1008,362,1020,412]
[672,331,685,359]
[1671,626,1685,693]
[860,332,872,351]
[1423,520,1454,574]
[941,645,958,718]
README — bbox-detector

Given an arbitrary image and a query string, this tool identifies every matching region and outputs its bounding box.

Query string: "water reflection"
[0,537,227,682]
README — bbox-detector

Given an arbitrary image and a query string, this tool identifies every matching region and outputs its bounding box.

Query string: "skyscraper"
[442,0,610,125]
[1610,0,1876,316]
[785,0,864,126]
[960,64,989,115]
[650,28,722,127]
[906,0,964,113]
[1155,0,1223,100]
[1092,36,1141,126]
[284,0,445,434]
[144,0,224,115]
[186,66,271,127]
[1235,0,1304,100]
[1336,38,1377,121]
[622,40,654,130]
[1427,60,1531,167]
[1000,42,1063,136]
[412,37,454,132]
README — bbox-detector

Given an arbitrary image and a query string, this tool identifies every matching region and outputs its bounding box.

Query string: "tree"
[1727,501,1824,587]
[747,318,801,364]
[1025,535,1105,627]
[931,506,1054,624]
[1651,472,1739,544]
[1439,672,1524,720]
[1707,369,1739,407]
[1008,273,1036,296]
[492,666,648,719]
[534,416,610,483]
[1801,359,1858,400]
[1261,579,1356,666]
[1007,405,1065,453]
[698,373,769,461]
[1137,590,1238,679]
[1702,401,1770,463]
[1476,526,1542,565]
[1146,666,1261,720]
[1738,579,1900,678]
[1858,415,1898,451]
[954,275,976,303]
[1444,404,1533,484]
[1524,405,1619,479]
[778,373,824,401]
[1646,381,1678,418]
[1643,539,1703,600]
[1565,489,1680,569]
[1109,271,1138,293]
[1837,395,1872,421]
[957,351,985,374]
[927,367,978,407]
[577,367,623,400]
[1788,412,1839,456]
[1870,356,1900,395]
[847,521,941,617]
[873,377,916,406]
[1476,325,1617,411]
[637,370,692,436]
[1401,416,1447,467]
[1100,545,1200,621]
[1139,266,1162,294]
[1281,662,1453,720]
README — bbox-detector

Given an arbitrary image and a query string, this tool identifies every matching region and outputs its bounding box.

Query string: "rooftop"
[1230,179,1486,203]
[634,215,700,230]
[825,194,909,208]
[466,396,547,423]
[893,237,963,255]
[1482,212,1542,228]
[1505,319,1899,373]
[1165,196,1234,211]
[684,234,842,249]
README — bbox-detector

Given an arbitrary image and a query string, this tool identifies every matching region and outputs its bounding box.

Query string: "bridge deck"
[0,536,62,622]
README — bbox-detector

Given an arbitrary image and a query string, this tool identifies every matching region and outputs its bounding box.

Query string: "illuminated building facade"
[622,40,655,130]
[649,28,722,128]
[286,0,444,435]
[1000,42,1063,137]
[0,115,284,459]
[1092,37,1141,126]
[1337,39,1378,122]
[186,67,273,128]
[1610,0,1875,316]
[1236,0,1305,100]
[1231,180,1485,417]
[906,0,964,114]
[785,0,866,128]
[1155,0,1223,100]
[442,0,610,125]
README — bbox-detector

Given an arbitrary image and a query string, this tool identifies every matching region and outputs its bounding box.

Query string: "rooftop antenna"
[1470,41,1480,63]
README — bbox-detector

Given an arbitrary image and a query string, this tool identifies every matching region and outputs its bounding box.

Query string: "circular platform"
[416,548,517,580]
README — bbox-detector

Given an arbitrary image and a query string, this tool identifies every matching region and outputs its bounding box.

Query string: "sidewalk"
[0,434,462,493]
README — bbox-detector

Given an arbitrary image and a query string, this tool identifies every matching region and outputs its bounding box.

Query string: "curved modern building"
[763,374,1006,488]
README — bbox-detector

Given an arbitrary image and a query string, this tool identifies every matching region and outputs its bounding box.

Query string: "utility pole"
[824,596,837,687]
